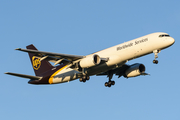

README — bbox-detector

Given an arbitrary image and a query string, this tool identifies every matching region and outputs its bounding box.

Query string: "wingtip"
[15,48,21,50]
[4,72,11,75]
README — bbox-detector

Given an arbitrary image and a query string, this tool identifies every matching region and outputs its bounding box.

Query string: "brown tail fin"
[26,44,53,76]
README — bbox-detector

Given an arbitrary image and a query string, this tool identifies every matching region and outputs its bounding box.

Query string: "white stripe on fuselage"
[51,32,174,84]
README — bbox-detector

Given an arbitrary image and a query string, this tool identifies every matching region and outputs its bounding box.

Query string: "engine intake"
[124,63,145,78]
[79,54,101,68]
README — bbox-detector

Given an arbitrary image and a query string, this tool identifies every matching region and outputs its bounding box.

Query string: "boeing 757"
[5,32,175,87]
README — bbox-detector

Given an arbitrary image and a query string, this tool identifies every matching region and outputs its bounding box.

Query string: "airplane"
[5,32,175,87]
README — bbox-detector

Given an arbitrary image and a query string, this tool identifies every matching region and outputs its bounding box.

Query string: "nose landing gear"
[153,50,160,64]
[153,60,158,64]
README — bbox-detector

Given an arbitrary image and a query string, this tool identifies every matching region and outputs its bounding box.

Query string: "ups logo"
[32,56,41,70]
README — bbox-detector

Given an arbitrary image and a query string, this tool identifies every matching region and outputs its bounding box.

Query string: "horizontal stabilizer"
[5,72,42,80]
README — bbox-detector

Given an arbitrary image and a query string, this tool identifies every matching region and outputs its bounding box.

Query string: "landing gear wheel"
[105,82,111,87]
[105,82,109,87]
[104,81,115,87]
[153,50,160,64]
[79,78,83,82]
[82,79,86,82]
[111,81,115,85]
[86,76,90,80]
[82,76,86,80]
[153,60,158,64]
[79,75,90,83]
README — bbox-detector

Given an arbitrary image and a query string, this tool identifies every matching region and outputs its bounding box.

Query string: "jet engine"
[79,54,101,68]
[124,63,146,78]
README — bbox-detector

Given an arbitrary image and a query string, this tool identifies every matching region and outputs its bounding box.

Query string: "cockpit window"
[159,34,170,37]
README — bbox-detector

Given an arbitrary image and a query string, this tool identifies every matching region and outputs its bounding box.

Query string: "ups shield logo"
[32,56,41,70]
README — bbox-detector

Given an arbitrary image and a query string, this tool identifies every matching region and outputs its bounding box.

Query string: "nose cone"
[169,37,175,45]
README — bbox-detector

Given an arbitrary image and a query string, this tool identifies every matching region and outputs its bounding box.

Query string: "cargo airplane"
[5,32,175,87]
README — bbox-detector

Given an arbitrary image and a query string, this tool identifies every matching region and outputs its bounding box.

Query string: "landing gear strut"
[153,50,160,64]
[105,71,115,87]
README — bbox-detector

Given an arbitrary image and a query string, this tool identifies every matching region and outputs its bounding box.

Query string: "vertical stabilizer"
[26,44,53,76]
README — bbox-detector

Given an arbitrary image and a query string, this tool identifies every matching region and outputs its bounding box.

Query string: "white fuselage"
[51,32,175,84]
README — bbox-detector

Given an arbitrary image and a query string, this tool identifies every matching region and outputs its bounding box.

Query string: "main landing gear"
[105,81,115,87]
[153,50,160,64]
[79,75,90,83]
[79,68,90,83]
[105,71,115,87]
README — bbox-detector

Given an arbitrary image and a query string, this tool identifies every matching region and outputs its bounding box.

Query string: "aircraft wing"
[97,64,149,78]
[96,64,130,78]
[15,48,85,63]
[5,72,42,80]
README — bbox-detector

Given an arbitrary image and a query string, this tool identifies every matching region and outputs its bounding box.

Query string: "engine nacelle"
[79,54,101,68]
[124,63,145,78]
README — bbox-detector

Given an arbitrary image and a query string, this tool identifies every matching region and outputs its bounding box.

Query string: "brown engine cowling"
[79,54,101,68]
[124,63,146,78]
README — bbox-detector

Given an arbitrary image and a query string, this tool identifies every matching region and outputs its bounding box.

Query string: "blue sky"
[1,0,180,120]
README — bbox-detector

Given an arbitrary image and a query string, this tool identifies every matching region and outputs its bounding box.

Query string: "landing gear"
[79,68,90,83]
[79,75,89,83]
[105,81,115,87]
[153,60,158,64]
[105,71,115,87]
[153,50,160,64]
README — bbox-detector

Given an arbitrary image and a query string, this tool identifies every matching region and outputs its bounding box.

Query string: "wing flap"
[5,72,42,80]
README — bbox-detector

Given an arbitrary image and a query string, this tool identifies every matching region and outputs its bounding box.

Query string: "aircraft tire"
[105,82,108,87]
[79,78,83,82]
[86,76,90,80]
[153,60,158,64]
[111,81,115,85]
[82,76,86,80]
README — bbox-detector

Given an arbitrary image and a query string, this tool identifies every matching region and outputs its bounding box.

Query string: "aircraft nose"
[169,37,175,45]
